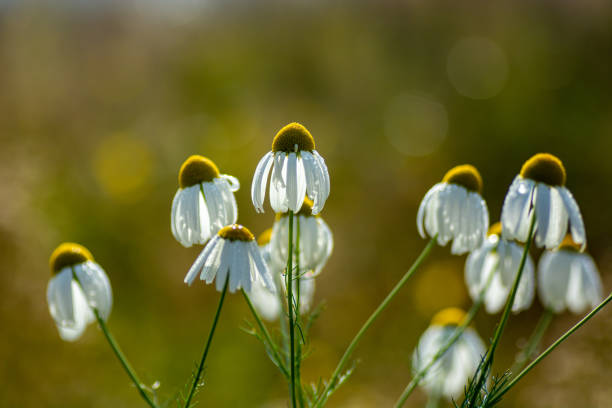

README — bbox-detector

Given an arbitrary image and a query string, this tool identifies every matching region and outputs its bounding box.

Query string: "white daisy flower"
[184,224,275,294]
[251,122,330,215]
[248,229,316,321]
[501,153,586,250]
[412,308,486,400]
[465,222,535,314]
[47,243,113,342]
[269,198,333,277]
[171,155,240,248]
[538,235,603,314]
[417,164,489,255]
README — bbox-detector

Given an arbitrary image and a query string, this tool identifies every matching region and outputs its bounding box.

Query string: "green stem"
[241,289,290,378]
[394,298,483,408]
[94,309,158,408]
[512,309,554,373]
[314,236,438,408]
[295,215,305,407]
[425,392,441,408]
[467,213,536,406]
[71,268,158,408]
[490,291,612,405]
[183,277,229,408]
[286,211,298,408]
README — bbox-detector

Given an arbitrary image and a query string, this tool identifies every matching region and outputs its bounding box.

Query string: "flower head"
[184,224,274,293]
[412,307,486,400]
[269,198,333,276]
[47,243,113,341]
[171,155,240,248]
[502,153,585,250]
[538,234,603,314]
[251,123,330,215]
[465,223,535,314]
[417,164,489,254]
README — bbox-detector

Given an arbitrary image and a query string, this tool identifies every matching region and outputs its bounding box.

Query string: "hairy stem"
[286,211,297,408]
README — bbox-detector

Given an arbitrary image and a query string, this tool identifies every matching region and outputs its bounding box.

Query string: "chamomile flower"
[538,235,603,314]
[417,164,489,254]
[251,122,330,215]
[248,229,316,321]
[47,243,113,342]
[501,153,586,250]
[412,308,486,400]
[269,198,333,277]
[465,223,535,314]
[184,224,275,294]
[171,155,240,247]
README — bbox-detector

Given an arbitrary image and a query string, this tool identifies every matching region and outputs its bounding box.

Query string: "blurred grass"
[2,1,612,407]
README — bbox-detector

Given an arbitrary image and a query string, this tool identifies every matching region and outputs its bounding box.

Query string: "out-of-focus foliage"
[2,1,612,406]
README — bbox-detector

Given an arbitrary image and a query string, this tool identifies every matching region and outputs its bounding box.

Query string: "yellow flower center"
[276,197,315,220]
[178,155,220,188]
[218,224,255,242]
[431,307,467,327]
[488,222,502,237]
[559,234,582,252]
[520,153,566,186]
[442,164,483,193]
[49,242,94,275]
[257,228,273,246]
[271,122,315,153]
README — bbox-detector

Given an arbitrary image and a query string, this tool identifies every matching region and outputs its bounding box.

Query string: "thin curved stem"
[183,277,229,408]
[512,309,554,373]
[314,236,438,408]
[71,268,157,408]
[295,216,305,407]
[490,291,612,405]
[467,213,536,406]
[94,309,158,408]
[286,211,297,408]
[241,289,290,378]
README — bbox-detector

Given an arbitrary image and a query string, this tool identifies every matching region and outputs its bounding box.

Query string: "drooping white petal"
[58,281,93,342]
[229,242,246,293]
[220,174,240,192]
[202,181,222,233]
[311,151,330,214]
[538,250,572,313]
[301,151,320,212]
[216,178,239,227]
[286,152,305,212]
[74,261,113,321]
[215,241,233,291]
[47,268,75,325]
[566,254,603,313]
[251,152,274,213]
[205,240,229,285]
[534,184,551,248]
[184,236,220,285]
[558,187,587,250]
[501,176,535,242]
[417,183,444,239]
[270,154,289,213]
[248,241,274,292]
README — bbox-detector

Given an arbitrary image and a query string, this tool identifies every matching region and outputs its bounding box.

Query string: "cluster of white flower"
[413,153,603,401]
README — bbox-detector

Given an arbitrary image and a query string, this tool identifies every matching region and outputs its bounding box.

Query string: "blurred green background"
[2,0,612,406]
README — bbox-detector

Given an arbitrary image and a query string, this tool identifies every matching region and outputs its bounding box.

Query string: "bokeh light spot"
[447,37,509,100]
[384,94,448,157]
[93,133,153,203]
